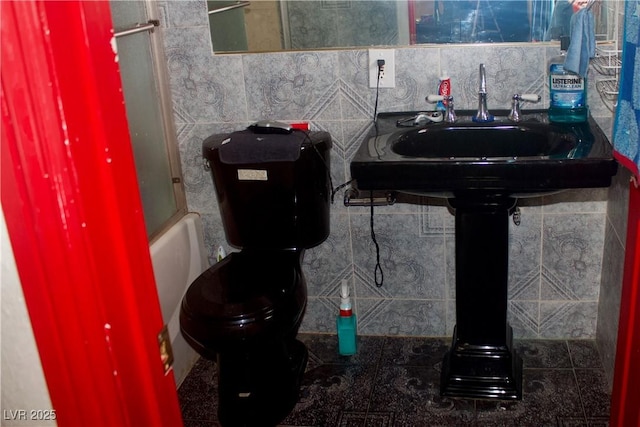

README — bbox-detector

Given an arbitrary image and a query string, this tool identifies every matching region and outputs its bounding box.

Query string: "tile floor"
[178,334,611,426]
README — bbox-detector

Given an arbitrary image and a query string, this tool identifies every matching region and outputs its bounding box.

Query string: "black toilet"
[180,127,331,427]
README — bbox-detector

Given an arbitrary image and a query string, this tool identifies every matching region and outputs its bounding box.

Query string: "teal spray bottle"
[336,279,357,355]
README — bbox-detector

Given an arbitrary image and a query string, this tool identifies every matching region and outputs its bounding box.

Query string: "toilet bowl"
[180,128,331,427]
[180,249,306,357]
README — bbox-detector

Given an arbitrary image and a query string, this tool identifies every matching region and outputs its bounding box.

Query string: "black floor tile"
[182,420,219,427]
[379,337,450,367]
[178,357,218,422]
[515,340,572,369]
[178,335,611,427]
[568,341,604,369]
[280,363,377,427]
[299,333,386,367]
[367,365,476,426]
[476,369,585,426]
[575,369,611,419]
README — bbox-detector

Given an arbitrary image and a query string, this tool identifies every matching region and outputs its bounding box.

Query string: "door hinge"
[158,325,174,375]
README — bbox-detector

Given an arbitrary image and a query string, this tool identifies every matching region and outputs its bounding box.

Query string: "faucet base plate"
[472,114,495,123]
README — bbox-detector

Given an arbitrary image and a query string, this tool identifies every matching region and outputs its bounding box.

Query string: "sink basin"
[351,110,617,197]
[392,123,577,159]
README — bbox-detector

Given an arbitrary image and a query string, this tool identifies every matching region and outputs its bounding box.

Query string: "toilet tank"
[203,129,331,250]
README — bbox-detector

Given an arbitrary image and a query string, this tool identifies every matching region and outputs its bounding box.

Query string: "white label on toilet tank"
[237,169,268,181]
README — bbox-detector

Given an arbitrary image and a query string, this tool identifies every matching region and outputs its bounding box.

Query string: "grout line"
[362,336,388,425]
[567,340,591,423]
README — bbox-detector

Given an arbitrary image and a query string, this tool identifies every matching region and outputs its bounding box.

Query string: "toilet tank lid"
[216,129,308,164]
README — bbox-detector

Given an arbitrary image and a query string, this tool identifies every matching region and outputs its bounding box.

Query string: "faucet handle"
[426,94,449,103]
[518,94,541,103]
[508,93,541,122]
[426,95,456,123]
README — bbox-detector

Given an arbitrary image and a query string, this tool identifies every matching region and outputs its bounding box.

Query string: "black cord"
[331,179,353,203]
[295,122,383,287]
[373,59,385,122]
[297,128,353,204]
[370,191,383,287]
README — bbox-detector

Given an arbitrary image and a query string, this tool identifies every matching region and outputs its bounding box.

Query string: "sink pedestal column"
[440,195,522,400]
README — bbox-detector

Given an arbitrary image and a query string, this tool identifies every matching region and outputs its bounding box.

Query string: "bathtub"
[150,213,209,387]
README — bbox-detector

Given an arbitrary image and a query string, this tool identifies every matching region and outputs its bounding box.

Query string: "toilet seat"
[180,250,306,358]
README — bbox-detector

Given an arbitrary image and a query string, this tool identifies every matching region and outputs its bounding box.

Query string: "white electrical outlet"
[369,49,395,88]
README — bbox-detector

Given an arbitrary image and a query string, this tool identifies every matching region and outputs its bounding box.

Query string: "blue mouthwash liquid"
[548,38,588,123]
[548,64,588,123]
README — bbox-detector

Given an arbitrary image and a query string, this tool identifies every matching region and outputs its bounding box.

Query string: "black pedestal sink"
[350,110,618,400]
[353,110,617,197]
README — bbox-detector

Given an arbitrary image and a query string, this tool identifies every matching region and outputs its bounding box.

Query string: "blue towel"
[613,0,640,178]
[564,7,595,77]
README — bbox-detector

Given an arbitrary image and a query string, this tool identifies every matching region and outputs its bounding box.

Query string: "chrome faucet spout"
[478,63,487,94]
[473,64,494,123]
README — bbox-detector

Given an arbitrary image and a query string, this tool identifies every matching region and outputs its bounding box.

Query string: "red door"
[610,179,640,427]
[1,1,183,426]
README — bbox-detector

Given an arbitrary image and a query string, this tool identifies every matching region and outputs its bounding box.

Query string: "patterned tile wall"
[596,3,630,387]
[597,169,629,386]
[159,0,620,340]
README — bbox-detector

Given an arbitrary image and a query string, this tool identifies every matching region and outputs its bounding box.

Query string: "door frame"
[1,1,183,425]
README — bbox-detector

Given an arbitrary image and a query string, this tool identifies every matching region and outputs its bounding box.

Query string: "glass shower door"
[110,0,185,240]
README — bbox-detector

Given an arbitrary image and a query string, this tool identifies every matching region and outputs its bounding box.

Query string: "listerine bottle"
[548,36,589,123]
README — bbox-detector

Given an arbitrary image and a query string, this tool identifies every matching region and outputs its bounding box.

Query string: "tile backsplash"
[160,1,617,339]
